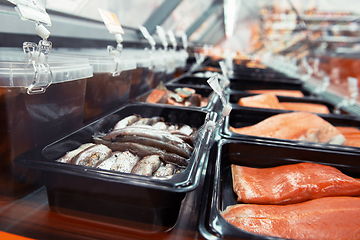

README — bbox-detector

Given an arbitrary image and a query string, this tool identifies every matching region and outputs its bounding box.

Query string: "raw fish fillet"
[238,93,283,109]
[336,126,360,148]
[280,102,330,114]
[230,112,345,144]
[221,196,360,240]
[238,93,330,114]
[247,89,304,97]
[231,162,360,204]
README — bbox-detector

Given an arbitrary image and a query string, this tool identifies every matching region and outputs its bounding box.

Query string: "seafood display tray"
[168,75,304,93]
[231,72,300,83]
[232,68,290,79]
[15,103,216,233]
[134,83,218,112]
[229,90,349,115]
[222,108,360,155]
[229,78,308,93]
[198,139,360,239]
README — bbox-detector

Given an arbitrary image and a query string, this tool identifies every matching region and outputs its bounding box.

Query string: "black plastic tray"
[222,107,360,154]
[229,90,350,115]
[15,103,216,233]
[232,68,290,79]
[134,84,218,112]
[198,139,360,239]
[168,75,305,94]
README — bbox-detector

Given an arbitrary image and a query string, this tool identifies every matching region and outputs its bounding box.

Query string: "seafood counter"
[5,58,360,240]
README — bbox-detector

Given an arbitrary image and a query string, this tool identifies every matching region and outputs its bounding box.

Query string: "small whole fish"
[114,135,192,158]
[154,163,177,177]
[93,138,188,167]
[95,152,118,170]
[57,143,95,163]
[131,155,162,176]
[151,121,168,130]
[71,144,112,167]
[110,151,139,173]
[113,114,141,130]
[103,125,187,145]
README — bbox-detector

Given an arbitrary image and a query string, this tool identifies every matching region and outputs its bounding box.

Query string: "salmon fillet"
[247,89,304,97]
[238,93,330,114]
[221,196,360,240]
[336,126,360,148]
[237,93,284,109]
[230,111,345,144]
[231,162,360,204]
[280,102,330,114]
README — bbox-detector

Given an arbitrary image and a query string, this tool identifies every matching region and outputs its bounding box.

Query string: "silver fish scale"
[154,163,176,177]
[131,155,161,176]
[75,144,111,167]
[96,153,118,170]
[111,151,140,173]
[57,143,95,163]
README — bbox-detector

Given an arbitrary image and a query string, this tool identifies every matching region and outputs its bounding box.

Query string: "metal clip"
[23,39,53,94]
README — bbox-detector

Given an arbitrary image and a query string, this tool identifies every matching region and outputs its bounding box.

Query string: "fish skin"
[230,111,345,144]
[221,197,360,240]
[154,163,177,177]
[148,116,165,125]
[178,124,195,136]
[103,125,186,145]
[95,152,118,170]
[57,143,95,163]
[71,144,112,167]
[110,151,139,173]
[113,114,140,130]
[231,162,360,205]
[93,138,188,167]
[151,121,168,130]
[131,155,161,176]
[114,135,191,158]
[129,117,151,126]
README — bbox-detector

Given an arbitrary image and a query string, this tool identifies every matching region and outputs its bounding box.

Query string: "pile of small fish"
[57,114,197,178]
[146,82,208,107]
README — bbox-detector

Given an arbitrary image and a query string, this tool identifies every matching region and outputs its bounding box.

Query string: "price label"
[98,9,124,34]
[7,0,51,26]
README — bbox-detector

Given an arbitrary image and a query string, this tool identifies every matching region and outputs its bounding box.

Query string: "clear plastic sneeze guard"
[0,47,93,199]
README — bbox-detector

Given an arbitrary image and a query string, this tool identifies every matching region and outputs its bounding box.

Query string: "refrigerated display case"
[1,0,360,240]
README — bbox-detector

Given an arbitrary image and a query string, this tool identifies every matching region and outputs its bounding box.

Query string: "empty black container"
[15,103,216,233]
[198,139,360,239]
[222,108,360,154]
